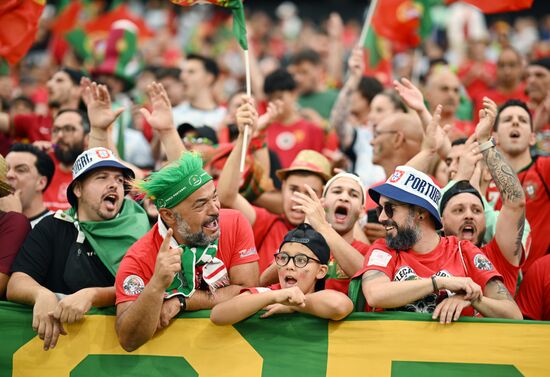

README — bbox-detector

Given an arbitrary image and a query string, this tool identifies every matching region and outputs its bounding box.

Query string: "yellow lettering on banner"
[327,320,550,376]
[13,316,262,377]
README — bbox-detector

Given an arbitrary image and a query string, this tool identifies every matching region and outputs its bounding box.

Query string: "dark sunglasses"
[274,252,321,268]
[376,202,408,219]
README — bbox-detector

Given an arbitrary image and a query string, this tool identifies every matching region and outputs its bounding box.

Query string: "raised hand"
[454,134,483,182]
[140,82,174,134]
[257,99,283,132]
[291,184,329,231]
[422,105,442,152]
[151,229,183,290]
[348,46,365,81]
[432,294,471,324]
[475,97,497,142]
[394,77,426,113]
[83,79,125,130]
[235,96,258,135]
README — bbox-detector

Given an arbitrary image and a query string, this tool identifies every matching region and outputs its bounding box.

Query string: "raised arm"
[217,96,258,225]
[291,185,364,277]
[140,82,185,162]
[407,105,446,173]
[82,78,144,180]
[394,77,432,129]
[475,97,526,266]
[328,46,364,150]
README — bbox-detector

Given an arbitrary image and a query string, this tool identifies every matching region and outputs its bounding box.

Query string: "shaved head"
[425,67,461,116]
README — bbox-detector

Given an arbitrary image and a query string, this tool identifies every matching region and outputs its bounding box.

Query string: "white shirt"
[172,102,226,131]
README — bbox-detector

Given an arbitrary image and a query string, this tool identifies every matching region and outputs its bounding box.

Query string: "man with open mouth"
[7,147,149,351]
[115,152,259,352]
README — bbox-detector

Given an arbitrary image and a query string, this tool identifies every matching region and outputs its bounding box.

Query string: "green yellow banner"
[0,301,549,376]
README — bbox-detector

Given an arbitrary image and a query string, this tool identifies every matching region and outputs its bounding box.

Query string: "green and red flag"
[0,0,46,65]
[171,0,248,50]
[372,0,423,48]
[363,27,392,85]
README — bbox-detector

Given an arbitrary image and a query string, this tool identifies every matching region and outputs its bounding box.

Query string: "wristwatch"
[176,295,186,313]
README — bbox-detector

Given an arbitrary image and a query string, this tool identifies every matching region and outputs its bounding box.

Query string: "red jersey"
[13,113,52,143]
[253,206,293,273]
[482,237,523,296]
[325,240,370,295]
[448,120,475,141]
[115,209,259,304]
[493,156,550,272]
[358,236,502,315]
[266,118,325,168]
[43,158,72,211]
[457,61,496,101]
[516,254,550,321]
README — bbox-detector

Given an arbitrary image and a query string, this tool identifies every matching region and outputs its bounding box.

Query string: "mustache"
[381,220,398,228]
[202,215,219,226]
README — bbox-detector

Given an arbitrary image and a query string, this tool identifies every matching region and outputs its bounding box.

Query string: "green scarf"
[57,199,150,276]
[165,239,221,298]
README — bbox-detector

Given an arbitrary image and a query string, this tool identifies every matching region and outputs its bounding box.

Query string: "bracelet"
[478,138,495,152]
[431,276,439,293]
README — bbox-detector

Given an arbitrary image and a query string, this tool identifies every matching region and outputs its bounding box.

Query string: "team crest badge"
[389,170,405,183]
[524,182,537,199]
[474,254,494,271]
[123,275,145,295]
[188,174,202,186]
[95,148,111,159]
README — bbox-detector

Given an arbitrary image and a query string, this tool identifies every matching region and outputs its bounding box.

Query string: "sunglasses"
[376,202,408,219]
[274,252,321,268]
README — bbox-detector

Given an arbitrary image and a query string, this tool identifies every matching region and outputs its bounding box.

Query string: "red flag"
[371,0,423,48]
[0,0,45,64]
[84,4,154,40]
[51,1,83,35]
[447,0,533,14]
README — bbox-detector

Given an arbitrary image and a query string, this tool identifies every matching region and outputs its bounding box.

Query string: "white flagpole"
[239,48,251,173]
[358,0,380,47]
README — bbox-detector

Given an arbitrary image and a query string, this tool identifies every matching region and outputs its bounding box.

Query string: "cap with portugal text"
[368,166,442,229]
[66,147,134,207]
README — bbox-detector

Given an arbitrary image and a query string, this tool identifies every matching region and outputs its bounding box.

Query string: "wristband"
[478,138,495,152]
[431,275,439,293]
[176,295,186,313]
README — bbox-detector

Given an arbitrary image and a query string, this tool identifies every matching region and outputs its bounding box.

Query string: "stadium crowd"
[0,0,549,352]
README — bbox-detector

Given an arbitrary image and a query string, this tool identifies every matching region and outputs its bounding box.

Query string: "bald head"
[371,113,422,167]
[425,67,460,116]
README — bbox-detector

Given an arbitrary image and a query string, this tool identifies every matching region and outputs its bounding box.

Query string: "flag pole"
[239,48,251,173]
[358,0,379,47]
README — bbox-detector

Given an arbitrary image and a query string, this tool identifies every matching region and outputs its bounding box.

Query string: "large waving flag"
[447,0,533,14]
[171,0,248,50]
[0,0,45,64]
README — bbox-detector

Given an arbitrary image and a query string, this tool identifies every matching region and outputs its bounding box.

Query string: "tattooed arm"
[476,97,526,266]
[471,278,522,319]
[329,47,364,150]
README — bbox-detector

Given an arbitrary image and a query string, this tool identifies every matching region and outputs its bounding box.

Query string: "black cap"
[440,180,485,215]
[60,67,86,85]
[528,57,550,71]
[177,123,218,145]
[279,223,330,265]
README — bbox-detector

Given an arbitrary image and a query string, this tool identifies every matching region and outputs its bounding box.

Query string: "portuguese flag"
[0,0,46,64]
[171,0,248,50]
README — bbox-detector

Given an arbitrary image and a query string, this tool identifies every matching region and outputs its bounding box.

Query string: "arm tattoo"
[490,278,514,301]
[514,214,525,257]
[482,147,525,204]
[362,270,387,282]
[329,82,355,148]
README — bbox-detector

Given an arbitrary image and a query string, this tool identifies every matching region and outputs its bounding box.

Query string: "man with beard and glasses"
[352,165,522,323]
[7,147,149,351]
[115,152,259,352]
[42,109,89,211]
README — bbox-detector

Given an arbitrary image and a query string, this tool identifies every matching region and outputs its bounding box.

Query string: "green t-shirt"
[298,89,339,120]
